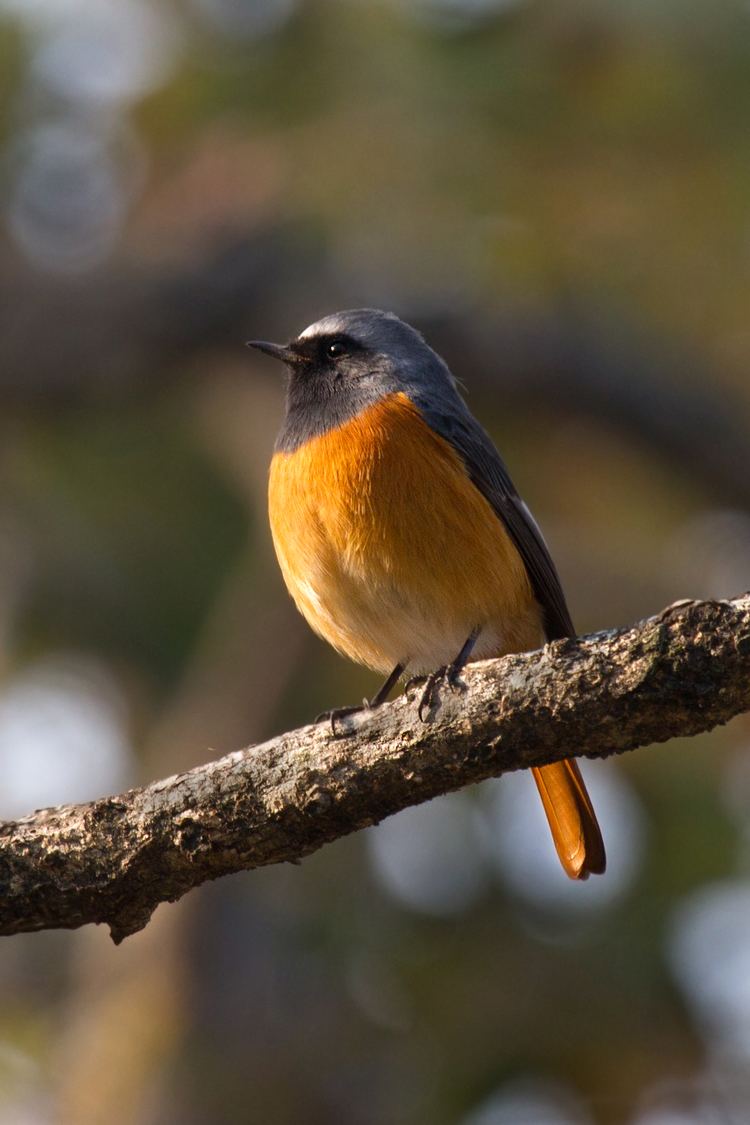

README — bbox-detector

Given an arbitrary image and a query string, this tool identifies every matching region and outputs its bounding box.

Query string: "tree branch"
[1,594,748,943]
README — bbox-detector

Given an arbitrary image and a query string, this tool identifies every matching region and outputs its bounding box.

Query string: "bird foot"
[417,664,468,722]
[315,699,372,737]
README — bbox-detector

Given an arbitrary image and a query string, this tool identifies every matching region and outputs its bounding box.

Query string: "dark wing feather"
[417,399,575,641]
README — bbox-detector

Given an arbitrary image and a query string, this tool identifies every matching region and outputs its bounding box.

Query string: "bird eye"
[326,339,347,359]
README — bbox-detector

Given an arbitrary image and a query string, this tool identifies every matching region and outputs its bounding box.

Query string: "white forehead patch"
[297,309,402,343]
[298,314,349,340]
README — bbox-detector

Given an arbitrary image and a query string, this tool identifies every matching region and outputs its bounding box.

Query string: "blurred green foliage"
[0,2,749,1123]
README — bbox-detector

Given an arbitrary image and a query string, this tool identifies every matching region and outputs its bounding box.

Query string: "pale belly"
[274,555,541,674]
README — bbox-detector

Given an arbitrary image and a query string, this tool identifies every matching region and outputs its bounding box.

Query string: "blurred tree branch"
[3,230,750,507]
[0,594,748,944]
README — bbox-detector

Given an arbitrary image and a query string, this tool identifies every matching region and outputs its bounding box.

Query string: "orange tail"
[531,759,606,880]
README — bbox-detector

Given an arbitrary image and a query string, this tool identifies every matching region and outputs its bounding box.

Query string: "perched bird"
[249,309,605,879]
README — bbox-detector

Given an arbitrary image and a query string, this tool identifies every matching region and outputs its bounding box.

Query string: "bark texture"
[1,594,748,943]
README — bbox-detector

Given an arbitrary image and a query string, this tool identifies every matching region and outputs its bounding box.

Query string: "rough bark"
[1,594,748,944]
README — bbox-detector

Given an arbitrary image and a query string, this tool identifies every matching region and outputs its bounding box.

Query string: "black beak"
[246,340,305,365]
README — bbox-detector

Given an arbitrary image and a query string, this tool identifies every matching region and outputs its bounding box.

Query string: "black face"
[266,331,392,452]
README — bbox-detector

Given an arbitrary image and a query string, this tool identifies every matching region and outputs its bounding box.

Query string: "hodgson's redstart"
[249,309,605,879]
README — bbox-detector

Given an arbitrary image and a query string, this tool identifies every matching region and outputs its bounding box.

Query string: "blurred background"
[0,0,749,1122]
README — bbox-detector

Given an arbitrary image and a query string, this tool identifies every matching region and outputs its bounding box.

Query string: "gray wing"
[416,397,575,642]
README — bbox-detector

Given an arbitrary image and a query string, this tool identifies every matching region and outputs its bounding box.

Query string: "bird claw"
[315,700,371,737]
[447,667,469,696]
[417,665,468,722]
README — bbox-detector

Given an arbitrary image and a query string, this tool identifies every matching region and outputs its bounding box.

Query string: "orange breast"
[268,392,542,673]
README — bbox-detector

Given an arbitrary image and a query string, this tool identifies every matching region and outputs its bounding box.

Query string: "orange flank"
[268,392,542,674]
